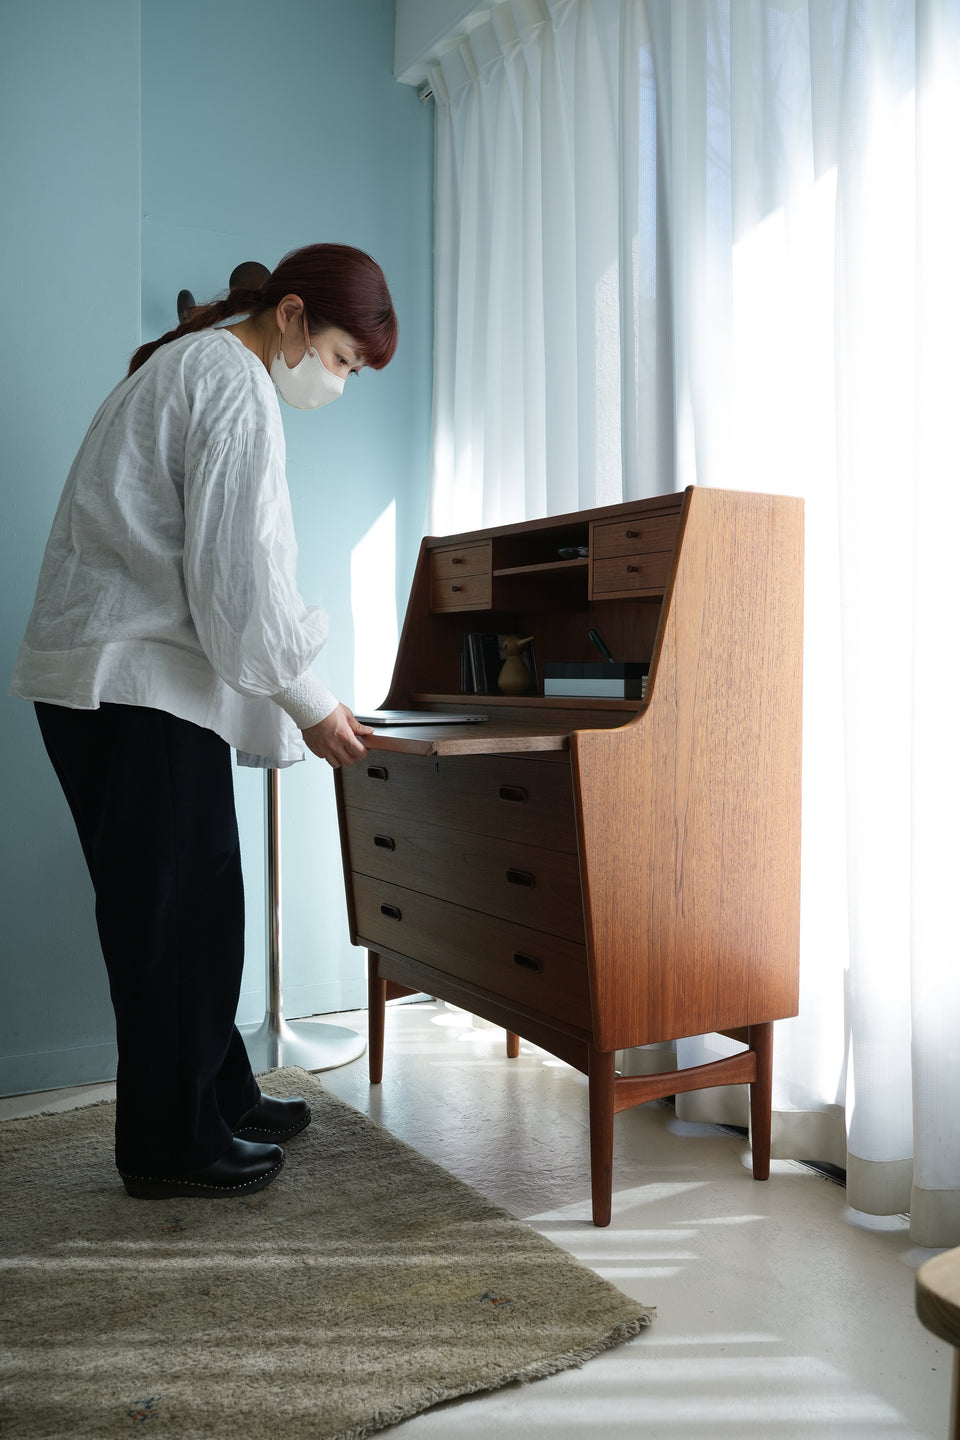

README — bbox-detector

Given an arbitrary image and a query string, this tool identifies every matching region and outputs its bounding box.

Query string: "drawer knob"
[498,784,528,803]
[367,765,389,781]
[374,834,396,851]
[513,952,543,974]
[626,528,639,538]
[451,584,462,592]
[506,868,535,888]
[626,564,638,573]
[451,556,463,564]
[380,903,402,920]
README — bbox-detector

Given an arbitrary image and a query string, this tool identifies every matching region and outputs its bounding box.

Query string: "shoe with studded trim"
[121,1137,284,1199]
[234,1094,312,1144]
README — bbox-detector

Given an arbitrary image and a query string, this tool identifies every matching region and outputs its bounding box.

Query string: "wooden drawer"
[431,541,491,580]
[340,751,579,852]
[591,551,673,596]
[344,809,585,942]
[352,874,590,1028]
[591,513,679,559]
[430,542,492,611]
[430,571,492,611]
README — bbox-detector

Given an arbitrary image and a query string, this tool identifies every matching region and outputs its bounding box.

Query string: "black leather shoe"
[120,1138,284,1199]
[234,1094,312,1143]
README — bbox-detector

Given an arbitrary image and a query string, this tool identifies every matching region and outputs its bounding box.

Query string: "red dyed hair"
[128,243,398,376]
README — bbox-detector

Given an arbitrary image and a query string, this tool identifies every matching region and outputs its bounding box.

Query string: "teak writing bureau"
[334,486,803,1225]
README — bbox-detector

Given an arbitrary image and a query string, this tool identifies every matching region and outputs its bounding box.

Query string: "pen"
[588,629,616,663]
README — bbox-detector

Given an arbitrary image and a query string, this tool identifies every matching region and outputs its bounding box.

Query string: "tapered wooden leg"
[748,1021,773,1180]
[506,1031,520,1059]
[588,1047,616,1227]
[367,953,386,1086]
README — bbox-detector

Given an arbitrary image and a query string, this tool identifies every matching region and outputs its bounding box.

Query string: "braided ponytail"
[127,287,267,376]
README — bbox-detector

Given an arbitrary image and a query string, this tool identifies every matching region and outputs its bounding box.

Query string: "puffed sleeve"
[182,425,332,701]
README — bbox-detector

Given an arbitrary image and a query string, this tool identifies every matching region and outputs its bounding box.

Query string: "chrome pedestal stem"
[240,768,366,1073]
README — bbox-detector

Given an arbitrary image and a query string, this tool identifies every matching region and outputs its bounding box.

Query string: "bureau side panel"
[571,488,803,1051]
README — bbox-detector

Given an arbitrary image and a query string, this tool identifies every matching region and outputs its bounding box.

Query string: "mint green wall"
[0,0,433,1092]
[0,1,142,1093]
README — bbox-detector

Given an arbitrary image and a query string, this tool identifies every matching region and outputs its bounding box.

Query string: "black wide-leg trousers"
[35,702,260,1174]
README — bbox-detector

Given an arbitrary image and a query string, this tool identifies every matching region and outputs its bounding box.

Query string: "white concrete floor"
[2,999,952,1439]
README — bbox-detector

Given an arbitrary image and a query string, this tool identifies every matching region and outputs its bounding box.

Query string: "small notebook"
[355,710,490,727]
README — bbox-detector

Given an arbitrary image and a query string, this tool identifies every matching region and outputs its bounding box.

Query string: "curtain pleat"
[427,0,960,1244]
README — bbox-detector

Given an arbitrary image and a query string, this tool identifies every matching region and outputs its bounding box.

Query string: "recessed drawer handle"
[506,868,535,888]
[513,952,543,974]
[374,835,396,851]
[498,785,528,803]
[367,765,389,781]
[380,903,402,921]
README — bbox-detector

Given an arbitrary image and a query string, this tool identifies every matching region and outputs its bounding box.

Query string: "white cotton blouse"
[9,328,338,767]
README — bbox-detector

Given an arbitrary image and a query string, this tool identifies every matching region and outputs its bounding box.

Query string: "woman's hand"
[301,705,374,768]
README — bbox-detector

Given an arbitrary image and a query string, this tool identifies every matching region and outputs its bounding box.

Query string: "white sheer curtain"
[426,0,960,1244]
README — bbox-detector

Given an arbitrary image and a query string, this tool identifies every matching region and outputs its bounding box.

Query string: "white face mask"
[270,321,345,410]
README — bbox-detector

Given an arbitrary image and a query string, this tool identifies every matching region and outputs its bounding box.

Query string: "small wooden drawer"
[352,874,590,1028]
[591,513,679,560]
[430,571,492,612]
[591,551,673,596]
[431,541,491,580]
[343,809,585,941]
[340,752,579,852]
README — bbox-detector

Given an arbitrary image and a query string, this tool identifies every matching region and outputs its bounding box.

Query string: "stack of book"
[543,662,649,699]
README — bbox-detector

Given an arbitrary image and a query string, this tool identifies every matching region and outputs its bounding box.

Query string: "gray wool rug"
[0,1067,654,1440]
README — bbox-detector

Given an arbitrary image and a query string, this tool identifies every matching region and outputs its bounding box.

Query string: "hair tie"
[227,285,264,305]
